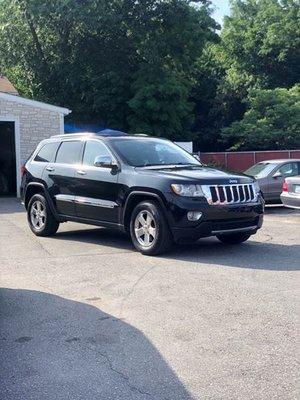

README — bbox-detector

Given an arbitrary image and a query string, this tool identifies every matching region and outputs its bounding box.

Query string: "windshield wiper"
[164,163,202,168]
[135,163,164,167]
[136,162,201,168]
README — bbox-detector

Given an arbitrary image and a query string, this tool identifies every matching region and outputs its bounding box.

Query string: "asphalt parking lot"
[0,198,299,400]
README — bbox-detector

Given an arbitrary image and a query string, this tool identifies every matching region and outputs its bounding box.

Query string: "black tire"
[216,232,252,244]
[130,200,173,255]
[27,193,59,236]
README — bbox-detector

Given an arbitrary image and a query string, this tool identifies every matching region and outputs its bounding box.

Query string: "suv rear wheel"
[28,194,59,236]
[216,232,251,244]
[130,200,173,255]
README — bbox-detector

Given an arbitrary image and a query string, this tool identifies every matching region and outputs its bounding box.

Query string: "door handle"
[46,166,55,171]
[76,170,87,175]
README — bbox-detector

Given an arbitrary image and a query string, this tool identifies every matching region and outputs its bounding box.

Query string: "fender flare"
[122,190,170,227]
[24,183,59,218]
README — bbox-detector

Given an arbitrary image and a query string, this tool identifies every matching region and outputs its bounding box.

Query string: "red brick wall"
[199,150,300,172]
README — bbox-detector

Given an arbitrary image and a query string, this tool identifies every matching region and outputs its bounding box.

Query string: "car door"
[45,140,84,216]
[269,162,299,201]
[74,139,119,223]
[256,176,270,201]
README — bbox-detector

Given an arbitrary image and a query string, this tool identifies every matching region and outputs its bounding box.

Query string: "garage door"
[0,121,16,196]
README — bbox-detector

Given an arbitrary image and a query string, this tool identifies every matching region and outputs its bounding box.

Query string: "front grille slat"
[203,184,257,205]
[226,186,233,203]
[215,185,221,203]
[244,185,250,201]
[232,186,238,202]
[219,186,226,203]
[211,186,218,203]
[249,185,254,199]
[239,186,245,202]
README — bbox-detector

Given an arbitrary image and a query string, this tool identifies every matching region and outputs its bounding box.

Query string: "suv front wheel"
[130,200,173,255]
[27,194,59,236]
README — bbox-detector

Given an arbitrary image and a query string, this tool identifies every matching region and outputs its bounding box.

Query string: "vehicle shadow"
[163,239,300,271]
[53,227,299,271]
[264,205,300,216]
[0,288,193,400]
[54,227,134,251]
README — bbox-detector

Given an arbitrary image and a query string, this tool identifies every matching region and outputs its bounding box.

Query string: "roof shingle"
[0,76,19,95]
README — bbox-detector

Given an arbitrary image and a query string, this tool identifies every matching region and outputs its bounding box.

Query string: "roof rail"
[51,132,94,138]
[96,129,128,137]
[51,129,128,139]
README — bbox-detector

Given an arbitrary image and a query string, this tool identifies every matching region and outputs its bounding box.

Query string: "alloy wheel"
[134,210,157,247]
[30,200,46,230]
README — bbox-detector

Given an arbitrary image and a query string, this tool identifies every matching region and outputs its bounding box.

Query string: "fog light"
[187,211,203,221]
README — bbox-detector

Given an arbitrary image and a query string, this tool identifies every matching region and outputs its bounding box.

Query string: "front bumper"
[172,214,263,242]
[280,193,300,210]
[166,195,264,242]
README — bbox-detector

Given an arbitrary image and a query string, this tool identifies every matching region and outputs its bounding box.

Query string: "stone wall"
[0,98,63,163]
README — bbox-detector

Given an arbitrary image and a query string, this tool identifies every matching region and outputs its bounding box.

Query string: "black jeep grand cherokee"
[21,131,264,255]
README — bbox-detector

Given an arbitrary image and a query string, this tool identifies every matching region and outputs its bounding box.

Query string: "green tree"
[0,0,217,138]
[128,67,194,139]
[221,0,300,90]
[0,0,136,127]
[221,85,300,150]
[126,0,217,138]
[192,0,300,151]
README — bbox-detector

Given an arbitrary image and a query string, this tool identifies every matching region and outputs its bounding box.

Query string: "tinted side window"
[278,162,298,177]
[34,142,59,163]
[83,141,111,166]
[55,141,82,165]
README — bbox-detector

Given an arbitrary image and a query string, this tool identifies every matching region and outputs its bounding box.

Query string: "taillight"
[21,164,26,177]
[282,180,288,192]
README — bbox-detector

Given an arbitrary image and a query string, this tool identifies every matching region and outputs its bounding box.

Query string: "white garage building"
[0,77,71,196]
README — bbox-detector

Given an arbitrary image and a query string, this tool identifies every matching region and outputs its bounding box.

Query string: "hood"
[135,165,253,184]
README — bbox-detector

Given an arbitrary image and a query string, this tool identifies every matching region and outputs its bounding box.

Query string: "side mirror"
[273,171,282,179]
[94,155,114,168]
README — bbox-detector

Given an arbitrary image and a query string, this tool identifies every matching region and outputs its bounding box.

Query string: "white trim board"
[59,113,65,134]
[0,92,71,115]
[0,115,21,197]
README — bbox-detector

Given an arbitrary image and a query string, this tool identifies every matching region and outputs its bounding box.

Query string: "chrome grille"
[202,184,257,205]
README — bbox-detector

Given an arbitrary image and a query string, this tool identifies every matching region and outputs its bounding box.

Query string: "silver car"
[245,159,300,203]
[280,176,300,209]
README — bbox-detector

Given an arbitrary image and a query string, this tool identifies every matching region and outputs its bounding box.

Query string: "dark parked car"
[281,176,300,209]
[245,159,300,203]
[21,132,264,255]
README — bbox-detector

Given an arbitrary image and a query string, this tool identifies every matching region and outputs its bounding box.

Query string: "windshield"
[110,138,201,167]
[245,162,275,178]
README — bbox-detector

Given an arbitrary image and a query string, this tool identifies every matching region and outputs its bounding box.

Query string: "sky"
[210,0,231,26]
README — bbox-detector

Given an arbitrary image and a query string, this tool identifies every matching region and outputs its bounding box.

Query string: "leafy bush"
[222,85,300,150]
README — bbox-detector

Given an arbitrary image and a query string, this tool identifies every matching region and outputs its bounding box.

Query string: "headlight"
[253,180,260,193]
[171,184,204,197]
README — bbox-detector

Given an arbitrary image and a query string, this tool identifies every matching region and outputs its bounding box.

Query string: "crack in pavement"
[84,343,155,399]
[119,265,157,319]
[0,215,52,256]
